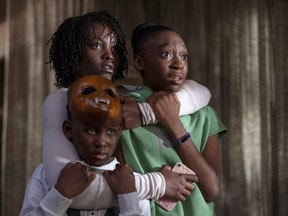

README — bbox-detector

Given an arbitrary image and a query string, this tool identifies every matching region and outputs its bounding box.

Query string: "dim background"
[0,0,287,215]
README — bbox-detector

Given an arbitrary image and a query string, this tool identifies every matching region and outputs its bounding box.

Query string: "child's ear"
[62,120,73,141]
[134,55,144,73]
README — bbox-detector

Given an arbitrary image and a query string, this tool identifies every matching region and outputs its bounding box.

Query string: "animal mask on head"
[67,75,121,127]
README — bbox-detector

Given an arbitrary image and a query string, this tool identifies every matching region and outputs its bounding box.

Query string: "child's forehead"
[141,30,174,44]
[77,118,121,129]
[151,30,178,39]
[142,31,184,48]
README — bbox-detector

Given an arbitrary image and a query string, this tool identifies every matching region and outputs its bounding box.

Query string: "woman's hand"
[120,96,142,130]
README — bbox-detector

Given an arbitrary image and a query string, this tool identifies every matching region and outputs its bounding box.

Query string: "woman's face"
[137,31,188,93]
[77,22,120,81]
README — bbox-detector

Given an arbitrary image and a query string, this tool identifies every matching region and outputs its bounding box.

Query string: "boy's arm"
[20,188,72,216]
[103,163,197,210]
[133,167,197,201]
[19,164,72,216]
[117,193,143,216]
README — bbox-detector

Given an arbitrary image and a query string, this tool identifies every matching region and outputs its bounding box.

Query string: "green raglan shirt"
[120,86,227,216]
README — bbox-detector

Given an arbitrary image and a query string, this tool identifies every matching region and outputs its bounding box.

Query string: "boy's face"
[63,119,121,167]
[77,22,120,81]
[136,31,188,93]
[65,75,122,166]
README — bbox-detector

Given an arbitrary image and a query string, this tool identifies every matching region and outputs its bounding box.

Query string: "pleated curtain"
[1,0,287,215]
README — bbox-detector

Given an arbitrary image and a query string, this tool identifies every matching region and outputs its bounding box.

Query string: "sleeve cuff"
[39,187,73,215]
[117,192,142,215]
[138,102,158,125]
[134,172,166,200]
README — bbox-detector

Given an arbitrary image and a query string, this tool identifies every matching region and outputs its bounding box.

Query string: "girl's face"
[63,119,121,167]
[136,31,188,93]
[77,22,120,81]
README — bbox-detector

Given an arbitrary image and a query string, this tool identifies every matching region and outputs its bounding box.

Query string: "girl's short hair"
[131,22,175,55]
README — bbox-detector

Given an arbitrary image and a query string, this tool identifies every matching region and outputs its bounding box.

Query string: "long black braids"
[47,10,128,88]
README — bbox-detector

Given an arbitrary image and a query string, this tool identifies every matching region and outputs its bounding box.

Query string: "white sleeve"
[42,89,79,187]
[139,79,211,125]
[70,172,165,210]
[19,164,72,216]
[176,79,211,115]
[70,171,165,210]
[118,192,143,216]
[134,172,166,200]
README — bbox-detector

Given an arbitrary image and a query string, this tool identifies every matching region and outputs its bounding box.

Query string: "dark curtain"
[1,0,287,215]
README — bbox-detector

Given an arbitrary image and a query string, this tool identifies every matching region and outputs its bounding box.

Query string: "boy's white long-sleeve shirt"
[20,158,165,216]
[41,80,210,211]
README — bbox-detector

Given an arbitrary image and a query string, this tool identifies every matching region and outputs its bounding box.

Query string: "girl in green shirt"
[116,22,227,216]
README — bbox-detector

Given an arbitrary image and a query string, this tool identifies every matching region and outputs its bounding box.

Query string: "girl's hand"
[148,91,180,128]
[159,165,198,202]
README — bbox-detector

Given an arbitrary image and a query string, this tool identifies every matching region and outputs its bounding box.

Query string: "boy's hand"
[103,164,136,194]
[159,165,198,202]
[55,162,95,198]
[120,96,141,130]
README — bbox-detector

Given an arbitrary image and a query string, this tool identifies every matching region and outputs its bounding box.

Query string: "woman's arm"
[42,89,79,187]
[19,164,73,216]
[176,79,211,115]
[120,80,211,128]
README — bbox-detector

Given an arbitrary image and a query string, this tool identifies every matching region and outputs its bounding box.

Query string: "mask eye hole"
[82,86,96,95]
[104,88,116,97]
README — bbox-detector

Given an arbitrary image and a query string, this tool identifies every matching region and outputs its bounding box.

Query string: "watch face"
[173,133,191,147]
